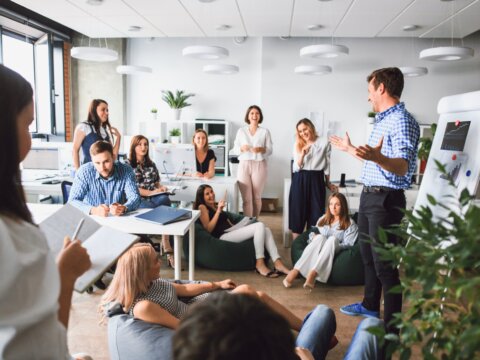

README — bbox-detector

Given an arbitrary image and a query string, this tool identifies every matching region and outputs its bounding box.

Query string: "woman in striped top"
[101,243,302,331]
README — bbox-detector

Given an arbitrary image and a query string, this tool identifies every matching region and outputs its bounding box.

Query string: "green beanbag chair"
[183,212,259,271]
[291,227,364,286]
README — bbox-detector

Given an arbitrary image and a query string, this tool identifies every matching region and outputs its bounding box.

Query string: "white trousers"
[220,222,280,261]
[294,235,340,283]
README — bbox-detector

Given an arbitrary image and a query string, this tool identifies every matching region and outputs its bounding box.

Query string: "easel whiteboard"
[414,90,480,221]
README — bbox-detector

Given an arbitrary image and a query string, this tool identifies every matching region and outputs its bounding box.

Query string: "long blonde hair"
[317,192,351,230]
[100,243,156,316]
[192,129,209,151]
[295,118,318,153]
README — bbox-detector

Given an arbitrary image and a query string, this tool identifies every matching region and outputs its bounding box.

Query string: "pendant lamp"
[203,64,239,75]
[399,67,428,77]
[419,46,474,61]
[182,46,229,60]
[116,65,152,75]
[294,65,332,75]
[300,44,349,59]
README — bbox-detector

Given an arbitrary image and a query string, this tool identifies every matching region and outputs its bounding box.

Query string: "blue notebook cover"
[135,205,192,225]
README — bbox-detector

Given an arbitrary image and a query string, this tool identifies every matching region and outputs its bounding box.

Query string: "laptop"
[135,205,192,225]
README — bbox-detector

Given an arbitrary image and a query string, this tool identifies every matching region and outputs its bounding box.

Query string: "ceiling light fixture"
[203,64,239,75]
[71,46,118,62]
[402,25,419,32]
[294,65,332,75]
[399,66,428,77]
[307,24,323,31]
[116,65,152,75]
[419,46,474,61]
[300,44,349,58]
[182,45,229,60]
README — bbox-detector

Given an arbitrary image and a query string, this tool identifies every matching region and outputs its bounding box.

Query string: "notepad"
[135,205,192,225]
[39,204,139,293]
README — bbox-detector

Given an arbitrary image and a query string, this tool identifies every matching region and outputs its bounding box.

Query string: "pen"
[71,218,85,241]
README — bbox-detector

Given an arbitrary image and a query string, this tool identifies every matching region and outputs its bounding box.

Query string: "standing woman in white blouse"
[289,118,337,240]
[233,105,272,217]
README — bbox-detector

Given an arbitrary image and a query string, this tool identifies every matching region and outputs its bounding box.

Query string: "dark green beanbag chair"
[183,212,258,271]
[291,227,364,286]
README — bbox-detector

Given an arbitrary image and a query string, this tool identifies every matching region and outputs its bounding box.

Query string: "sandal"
[274,267,290,276]
[255,268,279,278]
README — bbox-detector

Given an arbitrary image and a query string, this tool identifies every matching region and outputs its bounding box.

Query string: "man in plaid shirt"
[330,67,420,336]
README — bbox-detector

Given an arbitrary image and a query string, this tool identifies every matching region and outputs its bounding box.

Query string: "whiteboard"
[414,90,480,221]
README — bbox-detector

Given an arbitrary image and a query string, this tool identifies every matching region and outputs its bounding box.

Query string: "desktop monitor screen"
[153,144,196,176]
[22,148,60,169]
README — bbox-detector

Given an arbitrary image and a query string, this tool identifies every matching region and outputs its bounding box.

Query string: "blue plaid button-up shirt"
[68,161,141,214]
[360,102,420,189]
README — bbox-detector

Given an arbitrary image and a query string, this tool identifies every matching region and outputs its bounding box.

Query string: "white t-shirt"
[0,215,69,359]
[75,122,109,139]
[292,136,331,175]
[233,126,273,161]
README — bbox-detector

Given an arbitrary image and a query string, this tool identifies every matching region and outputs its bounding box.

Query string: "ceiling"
[9,0,480,39]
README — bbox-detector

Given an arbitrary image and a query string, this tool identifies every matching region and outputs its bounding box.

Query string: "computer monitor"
[22,148,60,170]
[153,143,196,178]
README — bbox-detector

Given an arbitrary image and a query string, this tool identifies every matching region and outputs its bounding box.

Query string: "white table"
[22,169,72,200]
[28,203,200,280]
[166,176,239,212]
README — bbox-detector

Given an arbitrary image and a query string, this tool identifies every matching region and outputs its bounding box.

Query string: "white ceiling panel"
[380,0,477,38]
[123,0,200,37]
[237,0,294,37]
[181,0,246,37]
[420,0,480,38]
[8,0,480,39]
[290,0,353,37]
[335,0,413,37]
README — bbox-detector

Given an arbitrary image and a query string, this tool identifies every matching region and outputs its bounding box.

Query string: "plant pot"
[419,159,427,174]
[151,112,157,121]
[173,108,182,121]
[170,136,180,144]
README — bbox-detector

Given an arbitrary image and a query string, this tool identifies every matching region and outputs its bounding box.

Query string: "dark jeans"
[358,190,405,334]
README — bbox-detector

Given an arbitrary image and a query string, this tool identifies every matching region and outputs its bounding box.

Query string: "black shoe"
[94,279,107,290]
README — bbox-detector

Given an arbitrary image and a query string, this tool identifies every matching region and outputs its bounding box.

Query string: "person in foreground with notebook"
[193,184,290,277]
[0,64,92,359]
[127,135,176,268]
[101,243,303,333]
[69,140,141,216]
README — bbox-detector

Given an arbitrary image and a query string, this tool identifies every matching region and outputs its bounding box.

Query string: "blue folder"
[135,205,192,225]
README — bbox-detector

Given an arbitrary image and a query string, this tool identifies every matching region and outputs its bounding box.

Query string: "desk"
[282,178,419,248]
[22,169,72,201]
[166,176,239,213]
[27,203,200,280]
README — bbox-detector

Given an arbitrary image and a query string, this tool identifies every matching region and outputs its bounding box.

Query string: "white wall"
[125,33,480,204]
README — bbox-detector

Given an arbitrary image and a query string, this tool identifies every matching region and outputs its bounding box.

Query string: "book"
[135,205,192,225]
[224,216,256,233]
[39,204,139,293]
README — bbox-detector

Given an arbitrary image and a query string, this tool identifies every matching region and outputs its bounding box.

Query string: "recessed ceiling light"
[403,25,419,31]
[86,0,103,5]
[215,24,231,31]
[128,26,142,32]
[307,24,323,31]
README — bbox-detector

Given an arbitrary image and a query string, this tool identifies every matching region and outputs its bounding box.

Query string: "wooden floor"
[68,212,366,360]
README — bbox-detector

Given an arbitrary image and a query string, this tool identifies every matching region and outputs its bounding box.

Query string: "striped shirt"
[68,161,141,214]
[360,102,420,189]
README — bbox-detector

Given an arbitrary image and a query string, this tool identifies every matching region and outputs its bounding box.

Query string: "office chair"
[61,181,73,204]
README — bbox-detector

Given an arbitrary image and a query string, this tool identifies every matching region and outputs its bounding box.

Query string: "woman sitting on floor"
[284,192,358,291]
[193,184,290,278]
[127,135,174,267]
[100,243,303,331]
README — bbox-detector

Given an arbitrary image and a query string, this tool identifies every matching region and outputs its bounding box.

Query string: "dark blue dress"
[80,123,111,165]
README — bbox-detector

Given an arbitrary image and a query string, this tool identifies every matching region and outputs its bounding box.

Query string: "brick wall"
[63,42,72,142]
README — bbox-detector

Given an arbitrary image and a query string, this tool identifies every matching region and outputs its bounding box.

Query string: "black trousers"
[358,190,405,334]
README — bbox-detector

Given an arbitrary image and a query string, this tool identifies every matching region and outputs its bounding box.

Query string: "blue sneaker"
[340,302,379,318]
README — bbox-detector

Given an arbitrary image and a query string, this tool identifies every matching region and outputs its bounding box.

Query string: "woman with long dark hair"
[192,129,216,179]
[233,105,272,217]
[72,98,121,169]
[193,184,290,278]
[289,118,337,241]
[0,64,91,358]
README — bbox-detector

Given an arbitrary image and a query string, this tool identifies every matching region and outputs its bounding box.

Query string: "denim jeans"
[344,317,384,360]
[295,305,336,360]
[139,194,171,209]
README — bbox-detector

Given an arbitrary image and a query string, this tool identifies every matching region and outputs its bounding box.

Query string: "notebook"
[135,205,192,225]
[39,204,139,293]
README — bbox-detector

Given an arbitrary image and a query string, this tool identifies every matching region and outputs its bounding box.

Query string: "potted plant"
[417,123,437,173]
[367,111,376,125]
[150,108,158,120]
[161,90,195,121]
[372,163,480,359]
[169,128,181,144]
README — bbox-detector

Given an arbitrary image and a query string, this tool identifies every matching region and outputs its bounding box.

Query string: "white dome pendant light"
[300,44,349,59]
[182,46,229,60]
[419,46,473,61]
[203,64,239,75]
[294,65,332,75]
[399,67,428,77]
[71,38,118,62]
